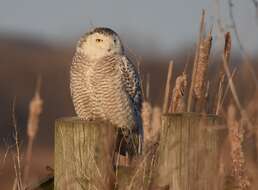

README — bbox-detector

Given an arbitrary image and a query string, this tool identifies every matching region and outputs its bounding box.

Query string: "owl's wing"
[120,56,143,112]
[120,56,143,154]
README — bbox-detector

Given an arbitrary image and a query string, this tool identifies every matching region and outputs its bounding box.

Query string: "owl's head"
[76,27,124,60]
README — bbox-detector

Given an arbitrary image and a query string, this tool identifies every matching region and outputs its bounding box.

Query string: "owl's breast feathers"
[70,52,143,132]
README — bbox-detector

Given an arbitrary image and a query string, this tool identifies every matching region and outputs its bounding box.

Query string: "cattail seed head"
[27,93,43,139]
[169,72,187,112]
[227,104,250,190]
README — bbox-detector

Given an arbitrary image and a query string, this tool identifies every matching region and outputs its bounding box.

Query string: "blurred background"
[0,0,258,188]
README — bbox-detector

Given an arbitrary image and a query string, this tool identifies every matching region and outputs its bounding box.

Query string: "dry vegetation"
[1,4,258,190]
[140,9,258,190]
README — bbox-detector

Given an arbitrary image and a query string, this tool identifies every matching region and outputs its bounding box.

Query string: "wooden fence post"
[30,113,226,190]
[54,117,116,190]
[153,113,227,190]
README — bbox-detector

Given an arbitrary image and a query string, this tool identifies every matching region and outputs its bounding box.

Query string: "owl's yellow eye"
[96,38,103,42]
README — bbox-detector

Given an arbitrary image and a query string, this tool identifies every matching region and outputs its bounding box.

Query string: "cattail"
[227,104,250,190]
[187,9,206,112]
[194,32,212,112]
[144,106,161,153]
[23,77,43,184]
[169,72,187,112]
[141,101,152,143]
[194,33,212,99]
[27,93,42,139]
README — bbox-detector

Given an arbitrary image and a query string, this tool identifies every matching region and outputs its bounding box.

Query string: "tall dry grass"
[12,99,23,190]
[11,77,43,190]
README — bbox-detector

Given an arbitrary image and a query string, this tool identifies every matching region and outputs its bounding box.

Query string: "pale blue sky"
[0,0,257,54]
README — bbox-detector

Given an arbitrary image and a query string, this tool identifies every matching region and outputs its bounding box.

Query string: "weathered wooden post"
[54,117,116,190]
[153,113,227,190]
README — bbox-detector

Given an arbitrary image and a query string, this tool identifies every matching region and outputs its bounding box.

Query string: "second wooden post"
[153,113,227,190]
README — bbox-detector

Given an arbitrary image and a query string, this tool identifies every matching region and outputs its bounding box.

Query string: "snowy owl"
[70,27,143,155]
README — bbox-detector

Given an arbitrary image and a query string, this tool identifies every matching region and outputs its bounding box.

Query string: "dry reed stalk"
[216,80,224,114]
[227,104,250,190]
[11,99,23,190]
[162,61,174,114]
[215,32,232,115]
[224,32,231,64]
[12,159,19,190]
[219,68,237,112]
[194,32,212,112]
[187,9,206,112]
[23,77,43,185]
[169,72,187,112]
[1,141,13,172]
[127,143,158,190]
[222,55,253,131]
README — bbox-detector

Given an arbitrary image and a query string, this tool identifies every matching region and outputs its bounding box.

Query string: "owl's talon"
[79,117,91,121]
